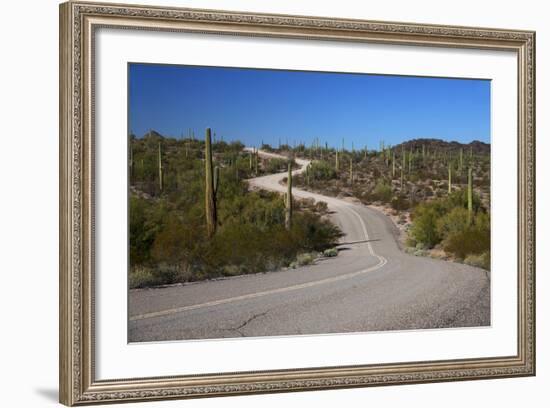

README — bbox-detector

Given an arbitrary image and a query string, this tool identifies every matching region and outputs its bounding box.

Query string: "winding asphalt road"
[129,150,490,342]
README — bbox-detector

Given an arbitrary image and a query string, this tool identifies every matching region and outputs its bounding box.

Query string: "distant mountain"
[141,130,164,139]
[394,138,490,155]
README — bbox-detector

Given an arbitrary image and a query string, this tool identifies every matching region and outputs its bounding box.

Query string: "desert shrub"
[444,189,482,214]
[436,207,470,238]
[290,212,342,252]
[464,251,491,270]
[409,203,441,248]
[391,194,410,211]
[371,180,393,203]
[295,252,316,266]
[264,158,292,174]
[129,267,157,289]
[129,264,192,288]
[309,160,337,181]
[315,200,329,213]
[323,248,338,257]
[408,187,488,253]
[442,212,490,259]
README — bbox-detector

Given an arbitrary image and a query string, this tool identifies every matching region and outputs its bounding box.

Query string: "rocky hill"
[394,138,490,155]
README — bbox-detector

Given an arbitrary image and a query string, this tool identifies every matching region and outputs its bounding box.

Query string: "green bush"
[436,207,470,238]
[296,252,316,266]
[129,267,157,289]
[442,212,490,259]
[407,187,489,264]
[409,203,441,248]
[464,251,490,270]
[323,248,338,257]
[264,158,292,174]
[371,180,393,203]
[309,160,337,181]
[391,194,410,211]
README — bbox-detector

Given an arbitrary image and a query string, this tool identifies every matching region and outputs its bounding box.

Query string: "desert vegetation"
[129,130,341,288]
[283,138,491,270]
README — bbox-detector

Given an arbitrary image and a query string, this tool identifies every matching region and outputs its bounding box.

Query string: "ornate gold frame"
[59,1,535,405]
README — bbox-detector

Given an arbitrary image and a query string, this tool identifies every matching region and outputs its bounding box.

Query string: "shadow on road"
[337,238,381,246]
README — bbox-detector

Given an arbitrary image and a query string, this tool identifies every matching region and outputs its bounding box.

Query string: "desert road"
[129,150,490,342]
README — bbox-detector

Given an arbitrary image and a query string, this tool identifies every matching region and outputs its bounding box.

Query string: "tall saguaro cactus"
[448,162,452,194]
[213,166,220,197]
[335,149,339,171]
[401,146,405,189]
[467,167,473,224]
[158,142,163,192]
[205,128,217,238]
[285,162,293,230]
[349,157,354,185]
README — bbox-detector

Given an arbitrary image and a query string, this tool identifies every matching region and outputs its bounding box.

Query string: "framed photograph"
[59,1,535,405]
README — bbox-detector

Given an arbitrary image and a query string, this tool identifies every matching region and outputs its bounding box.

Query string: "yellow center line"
[130,255,386,322]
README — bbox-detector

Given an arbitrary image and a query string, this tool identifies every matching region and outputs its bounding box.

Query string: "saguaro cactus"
[335,149,339,171]
[349,157,354,185]
[213,165,220,197]
[448,162,452,194]
[401,146,405,189]
[392,151,396,178]
[158,142,163,192]
[467,167,473,224]
[285,162,293,230]
[205,128,217,238]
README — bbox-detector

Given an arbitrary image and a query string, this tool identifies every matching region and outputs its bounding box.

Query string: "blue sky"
[128,63,490,148]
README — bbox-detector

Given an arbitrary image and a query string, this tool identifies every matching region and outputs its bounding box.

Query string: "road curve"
[129,150,490,342]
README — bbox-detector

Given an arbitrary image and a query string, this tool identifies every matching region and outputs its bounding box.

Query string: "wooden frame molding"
[59,1,535,405]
